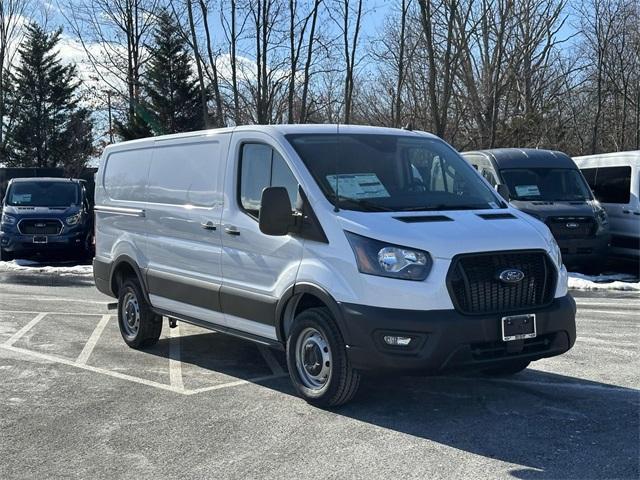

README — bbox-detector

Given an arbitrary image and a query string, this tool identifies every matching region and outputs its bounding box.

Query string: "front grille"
[546,216,595,239]
[447,250,555,315]
[18,219,63,235]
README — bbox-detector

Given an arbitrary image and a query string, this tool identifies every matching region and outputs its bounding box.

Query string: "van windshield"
[6,181,80,207]
[500,168,593,201]
[285,134,503,212]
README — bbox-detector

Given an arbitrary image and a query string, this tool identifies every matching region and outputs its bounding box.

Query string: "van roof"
[10,177,82,184]
[102,124,439,152]
[465,148,576,169]
[573,150,640,168]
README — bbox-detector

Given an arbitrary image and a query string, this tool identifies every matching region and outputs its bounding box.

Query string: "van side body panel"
[574,151,640,258]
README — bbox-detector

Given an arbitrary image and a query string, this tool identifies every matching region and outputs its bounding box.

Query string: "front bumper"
[558,233,610,267]
[340,295,576,374]
[0,230,88,257]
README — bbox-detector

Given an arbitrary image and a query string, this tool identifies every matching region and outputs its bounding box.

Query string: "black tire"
[0,248,13,262]
[483,360,531,376]
[286,307,360,408]
[117,278,162,348]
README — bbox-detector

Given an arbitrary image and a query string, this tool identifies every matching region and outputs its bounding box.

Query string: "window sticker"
[514,185,541,197]
[12,193,32,203]
[326,173,390,199]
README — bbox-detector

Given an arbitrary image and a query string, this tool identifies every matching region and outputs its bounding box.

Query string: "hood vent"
[394,215,453,223]
[477,213,516,220]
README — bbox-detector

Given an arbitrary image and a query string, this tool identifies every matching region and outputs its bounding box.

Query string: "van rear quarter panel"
[95,144,153,269]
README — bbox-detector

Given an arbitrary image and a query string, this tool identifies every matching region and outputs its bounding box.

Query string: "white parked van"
[93,125,576,407]
[573,151,640,259]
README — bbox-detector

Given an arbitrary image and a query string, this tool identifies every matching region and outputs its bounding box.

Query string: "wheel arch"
[110,255,150,302]
[276,282,351,345]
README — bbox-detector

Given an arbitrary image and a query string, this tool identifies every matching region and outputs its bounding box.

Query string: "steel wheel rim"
[295,327,332,391]
[121,291,140,338]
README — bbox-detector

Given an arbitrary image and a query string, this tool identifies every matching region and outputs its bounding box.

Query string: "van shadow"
[151,331,639,480]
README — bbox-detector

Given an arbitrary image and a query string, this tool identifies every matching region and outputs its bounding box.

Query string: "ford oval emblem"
[499,268,525,284]
[566,222,579,229]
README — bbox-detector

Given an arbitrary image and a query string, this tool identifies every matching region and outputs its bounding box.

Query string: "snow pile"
[0,260,93,276]
[568,272,640,292]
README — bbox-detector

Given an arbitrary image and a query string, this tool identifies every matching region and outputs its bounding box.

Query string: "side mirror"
[259,187,294,236]
[496,184,511,201]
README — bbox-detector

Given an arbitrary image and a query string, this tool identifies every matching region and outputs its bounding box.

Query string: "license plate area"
[501,314,536,341]
[33,235,48,244]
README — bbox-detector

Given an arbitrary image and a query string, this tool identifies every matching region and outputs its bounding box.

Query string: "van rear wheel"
[286,307,360,408]
[117,278,162,348]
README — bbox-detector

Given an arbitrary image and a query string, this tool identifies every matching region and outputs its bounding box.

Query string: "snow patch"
[0,260,93,276]
[568,272,640,292]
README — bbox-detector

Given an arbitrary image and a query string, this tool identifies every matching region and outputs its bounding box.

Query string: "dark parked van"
[0,178,93,261]
[462,149,610,270]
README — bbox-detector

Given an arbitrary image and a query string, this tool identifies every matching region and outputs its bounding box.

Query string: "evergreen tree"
[144,10,205,135]
[4,23,94,169]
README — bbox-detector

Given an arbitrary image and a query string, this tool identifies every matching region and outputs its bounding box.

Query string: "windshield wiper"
[334,196,394,212]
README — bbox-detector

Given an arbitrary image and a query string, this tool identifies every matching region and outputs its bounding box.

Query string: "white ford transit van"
[93,125,576,407]
[573,151,640,260]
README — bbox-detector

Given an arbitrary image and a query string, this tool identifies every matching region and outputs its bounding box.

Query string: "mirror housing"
[496,184,511,201]
[259,187,294,236]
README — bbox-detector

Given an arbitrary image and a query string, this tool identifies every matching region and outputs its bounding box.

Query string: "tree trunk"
[186,0,209,128]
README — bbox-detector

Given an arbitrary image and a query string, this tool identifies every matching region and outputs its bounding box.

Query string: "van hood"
[510,200,599,220]
[336,208,554,260]
[2,204,80,218]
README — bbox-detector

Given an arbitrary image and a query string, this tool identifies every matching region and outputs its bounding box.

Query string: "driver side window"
[239,143,299,218]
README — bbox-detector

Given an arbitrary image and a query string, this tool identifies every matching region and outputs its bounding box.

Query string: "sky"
[10,0,584,145]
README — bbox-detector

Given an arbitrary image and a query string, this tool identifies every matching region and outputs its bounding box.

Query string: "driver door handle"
[224,225,240,236]
[201,221,217,230]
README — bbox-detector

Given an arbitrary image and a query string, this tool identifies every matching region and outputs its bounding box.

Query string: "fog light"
[383,335,412,346]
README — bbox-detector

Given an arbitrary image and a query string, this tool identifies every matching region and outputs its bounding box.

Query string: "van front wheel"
[286,307,360,408]
[117,279,162,348]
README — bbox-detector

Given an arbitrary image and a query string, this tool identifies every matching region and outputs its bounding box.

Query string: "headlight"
[66,212,82,225]
[345,231,432,281]
[1,213,16,226]
[548,237,563,268]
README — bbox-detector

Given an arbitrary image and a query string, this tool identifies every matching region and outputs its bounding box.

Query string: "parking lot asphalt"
[0,270,638,480]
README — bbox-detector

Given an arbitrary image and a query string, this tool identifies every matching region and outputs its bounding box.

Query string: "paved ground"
[0,269,638,480]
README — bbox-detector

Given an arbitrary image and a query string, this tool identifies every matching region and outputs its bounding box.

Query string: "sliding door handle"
[201,221,217,230]
[224,225,240,236]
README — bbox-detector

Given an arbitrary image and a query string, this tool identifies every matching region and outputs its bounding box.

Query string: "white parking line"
[76,315,111,365]
[4,312,48,347]
[0,343,286,395]
[186,373,288,395]
[169,325,185,392]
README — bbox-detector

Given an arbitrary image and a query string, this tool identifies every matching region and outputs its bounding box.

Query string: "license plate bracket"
[501,314,536,342]
[33,235,48,244]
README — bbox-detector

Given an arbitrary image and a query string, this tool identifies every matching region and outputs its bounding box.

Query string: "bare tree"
[184,0,209,128]
[63,0,160,127]
[332,0,363,123]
